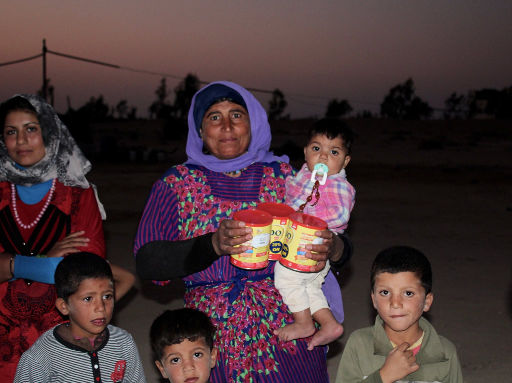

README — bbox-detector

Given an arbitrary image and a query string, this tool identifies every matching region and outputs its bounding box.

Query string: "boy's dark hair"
[370,246,432,294]
[55,252,114,301]
[150,308,216,361]
[307,118,354,155]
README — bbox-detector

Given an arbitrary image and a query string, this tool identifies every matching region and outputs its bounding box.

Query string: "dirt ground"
[88,120,512,382]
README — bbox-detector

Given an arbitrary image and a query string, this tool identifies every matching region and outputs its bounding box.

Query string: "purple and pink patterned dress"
[135,161,330,383]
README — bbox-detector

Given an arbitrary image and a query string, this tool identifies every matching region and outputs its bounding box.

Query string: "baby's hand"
[379,342,419,383]
[302,229,333,272]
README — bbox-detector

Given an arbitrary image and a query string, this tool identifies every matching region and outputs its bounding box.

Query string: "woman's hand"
[0,253,14,282]
[110,262,136,301]
[303,229,343,272]
[46,231,90,257]
[211,219,253,256]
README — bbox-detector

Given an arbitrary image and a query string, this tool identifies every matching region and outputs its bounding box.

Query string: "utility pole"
[42,39,48,101]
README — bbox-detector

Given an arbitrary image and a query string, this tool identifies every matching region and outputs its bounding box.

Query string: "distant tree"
[380,78,433,119]
[268,89,289,120]
[325,98,353,118]
[149,78,173,119]
[61,95,110,149]
[78,95,111,122]
[173,74,200,120]
[355,110,374,119]
[444,92,467,119]
[127,106,137,120]
[115,100,129,119]
[497,86,512,119]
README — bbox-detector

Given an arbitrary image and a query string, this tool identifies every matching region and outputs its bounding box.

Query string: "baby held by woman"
[274,119,355,349]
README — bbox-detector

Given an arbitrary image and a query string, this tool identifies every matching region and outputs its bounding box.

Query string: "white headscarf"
[0,94,92,188]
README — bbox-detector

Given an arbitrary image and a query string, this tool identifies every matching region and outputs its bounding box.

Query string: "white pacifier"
[310,163,328,185]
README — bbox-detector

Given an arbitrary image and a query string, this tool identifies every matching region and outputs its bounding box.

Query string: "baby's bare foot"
[307,322,344,350]
[274,322,316,342]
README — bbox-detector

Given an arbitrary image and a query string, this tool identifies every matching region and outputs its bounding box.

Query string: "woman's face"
[200,101,251,160]
[3,110,46,167]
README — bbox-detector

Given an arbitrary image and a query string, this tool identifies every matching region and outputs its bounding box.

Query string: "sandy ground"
[88,120,512,382]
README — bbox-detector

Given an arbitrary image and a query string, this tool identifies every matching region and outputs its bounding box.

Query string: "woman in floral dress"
[135,81,350,382]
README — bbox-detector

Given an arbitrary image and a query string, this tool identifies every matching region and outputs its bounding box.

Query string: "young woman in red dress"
[0,95,106,382]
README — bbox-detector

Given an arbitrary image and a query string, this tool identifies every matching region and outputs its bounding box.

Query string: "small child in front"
[14,252,146,382]
[335,246,463,383]
[150,308,218,383]
[274,118,355,349]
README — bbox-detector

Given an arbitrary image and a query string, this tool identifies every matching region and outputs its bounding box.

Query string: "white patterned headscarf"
[0,94,91,188]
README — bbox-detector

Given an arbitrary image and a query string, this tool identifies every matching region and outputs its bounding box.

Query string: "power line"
[0,47,362,110]
[47,49,120,69]
[0,53,42,67]
[0,40,443,112]
[116,66,184,81]
[0,42,293,94]
[47,49,193,83]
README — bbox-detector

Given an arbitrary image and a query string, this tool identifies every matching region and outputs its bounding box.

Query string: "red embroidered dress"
[135,162,330,383]
[0,180,105,382]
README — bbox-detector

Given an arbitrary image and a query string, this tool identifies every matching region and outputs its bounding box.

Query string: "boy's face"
[55,277,114,340]
[371,271,433,341]
[155,337,217,383]
[304,133,350,176]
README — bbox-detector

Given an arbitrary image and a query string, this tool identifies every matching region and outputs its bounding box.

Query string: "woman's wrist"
[330,233,353,269]
[13,255,63,284]
[198,232,218,257]
[211,231,221,255]
[9,255,14,278]
[328,235,343,262]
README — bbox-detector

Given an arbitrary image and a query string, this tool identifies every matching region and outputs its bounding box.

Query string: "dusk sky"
[1,1,511,118]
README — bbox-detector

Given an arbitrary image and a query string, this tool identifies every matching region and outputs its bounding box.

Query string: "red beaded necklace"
[298,180,321,212]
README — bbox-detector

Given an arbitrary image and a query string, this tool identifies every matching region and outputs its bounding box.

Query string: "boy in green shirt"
[335,246,463,383]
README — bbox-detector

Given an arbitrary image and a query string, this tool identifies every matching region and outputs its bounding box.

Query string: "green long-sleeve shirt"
[335,316,463,383]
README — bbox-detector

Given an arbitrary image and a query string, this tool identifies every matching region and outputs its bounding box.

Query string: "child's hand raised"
[379,342,419,383]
